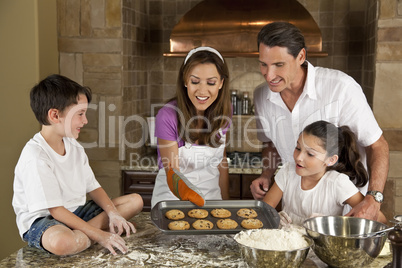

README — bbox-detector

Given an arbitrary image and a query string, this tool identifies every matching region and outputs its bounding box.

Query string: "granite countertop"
[0,212,392,267]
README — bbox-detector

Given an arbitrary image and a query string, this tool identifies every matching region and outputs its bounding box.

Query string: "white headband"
[184,46,224,64]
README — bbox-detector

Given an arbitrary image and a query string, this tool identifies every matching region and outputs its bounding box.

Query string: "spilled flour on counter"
[235,229,309,251]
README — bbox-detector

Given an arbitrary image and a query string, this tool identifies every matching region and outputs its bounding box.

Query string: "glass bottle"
[231,90,238,115]
[242,91,250,115]
[236,95,242,115]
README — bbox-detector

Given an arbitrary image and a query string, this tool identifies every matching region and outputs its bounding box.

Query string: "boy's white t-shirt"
[12,132,101,238]
[275,162,360,225]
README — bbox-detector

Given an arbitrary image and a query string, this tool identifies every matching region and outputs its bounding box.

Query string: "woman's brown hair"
[176,49,231,147]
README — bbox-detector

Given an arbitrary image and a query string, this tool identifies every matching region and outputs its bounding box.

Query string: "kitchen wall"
[0,0,58,260]
[57,0,400,224]
[375,0,402,217]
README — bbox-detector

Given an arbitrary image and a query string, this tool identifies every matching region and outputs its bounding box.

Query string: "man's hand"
[250,176,271,200]
[345,195,381,221]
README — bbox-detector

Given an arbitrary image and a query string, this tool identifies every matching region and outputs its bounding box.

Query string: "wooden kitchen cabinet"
[122,170,157,212]
[228,174,241,199]
[241,174,260,199]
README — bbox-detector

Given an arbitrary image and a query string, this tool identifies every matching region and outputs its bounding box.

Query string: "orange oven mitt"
[167,167,206,207]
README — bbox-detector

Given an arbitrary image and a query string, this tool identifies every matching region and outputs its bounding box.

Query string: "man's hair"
[257,21,306,58]
[30,74,92,125]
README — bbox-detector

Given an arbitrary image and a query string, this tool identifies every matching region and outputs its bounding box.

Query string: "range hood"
[164,0,327,58]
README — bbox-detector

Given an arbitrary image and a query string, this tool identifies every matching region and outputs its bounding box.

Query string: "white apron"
[151,132,226,208]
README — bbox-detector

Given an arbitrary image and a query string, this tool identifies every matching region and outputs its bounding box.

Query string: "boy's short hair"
[30,74,92,125]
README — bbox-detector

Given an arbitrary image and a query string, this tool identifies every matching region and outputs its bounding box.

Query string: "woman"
[151,47,232,208]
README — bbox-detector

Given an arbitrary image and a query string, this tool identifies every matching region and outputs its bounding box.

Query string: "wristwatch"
[367,191,384,203]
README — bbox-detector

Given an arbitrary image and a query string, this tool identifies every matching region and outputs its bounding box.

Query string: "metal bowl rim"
[303,216,389,239]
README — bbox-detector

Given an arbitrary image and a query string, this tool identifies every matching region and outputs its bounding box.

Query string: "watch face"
[375,192,384,202]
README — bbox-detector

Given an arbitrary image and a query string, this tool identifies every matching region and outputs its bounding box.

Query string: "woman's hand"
[108,211,136,236]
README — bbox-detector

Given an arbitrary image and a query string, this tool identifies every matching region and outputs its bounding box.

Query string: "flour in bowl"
[235,229,309,251]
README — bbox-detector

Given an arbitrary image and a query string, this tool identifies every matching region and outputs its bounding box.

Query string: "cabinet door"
[241,174,260,199]
[228,174,241,199]
[122,170,157,212]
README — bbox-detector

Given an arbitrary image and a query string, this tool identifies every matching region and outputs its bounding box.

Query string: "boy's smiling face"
[59,93,89,139]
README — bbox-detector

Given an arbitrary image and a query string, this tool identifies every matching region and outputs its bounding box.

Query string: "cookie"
[237,208,258,218]
[188,209,209,219]
[241,218,263,229]
[165,209,185,220]
[216,219,238,230]
[211,208,231,218]
[168,220,190,230]
[192,219,214,230]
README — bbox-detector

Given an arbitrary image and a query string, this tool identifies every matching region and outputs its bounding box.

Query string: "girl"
[263,120,387,226]
[151,47,232,208]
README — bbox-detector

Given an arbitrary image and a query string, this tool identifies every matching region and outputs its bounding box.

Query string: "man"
[250,22,389,222]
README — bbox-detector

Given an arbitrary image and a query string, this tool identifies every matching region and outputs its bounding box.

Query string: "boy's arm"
[48,206,127,255]
[88,187,135,236]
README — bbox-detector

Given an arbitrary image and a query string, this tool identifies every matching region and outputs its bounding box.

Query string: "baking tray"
[151,200,280,235]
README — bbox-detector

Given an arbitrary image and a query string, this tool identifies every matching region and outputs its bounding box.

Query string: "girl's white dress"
[275,162,359,225]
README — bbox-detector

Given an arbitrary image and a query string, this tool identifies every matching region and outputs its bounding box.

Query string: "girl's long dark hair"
[303,120,368,187]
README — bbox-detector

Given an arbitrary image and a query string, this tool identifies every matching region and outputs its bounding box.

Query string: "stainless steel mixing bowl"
[234,230,313,268]
[303,216,388,267]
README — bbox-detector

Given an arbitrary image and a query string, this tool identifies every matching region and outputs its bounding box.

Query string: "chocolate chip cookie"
[192,219,214,230]
[216,219,238,229]
[168,220,190,230]
[237,208,258,219]
[241,218,263,229]
[188,209,209,219]
[165,209,185,220]
[211,208,231,218]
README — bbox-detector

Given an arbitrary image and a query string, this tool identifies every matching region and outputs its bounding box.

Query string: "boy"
[12,74,143,256]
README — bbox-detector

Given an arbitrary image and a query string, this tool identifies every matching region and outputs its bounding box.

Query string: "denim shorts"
[23,200,103,251]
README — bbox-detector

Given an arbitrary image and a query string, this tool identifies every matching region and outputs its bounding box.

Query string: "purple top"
[154,100,231,169]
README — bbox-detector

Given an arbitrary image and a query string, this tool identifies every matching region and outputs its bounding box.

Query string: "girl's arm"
[262,182,283,209]
[158,138,179,174]
[345,193,388,224]
[218,148,229,199]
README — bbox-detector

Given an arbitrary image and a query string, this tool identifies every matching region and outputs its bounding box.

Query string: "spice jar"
[231,90,238,115]
[242,91,250,115]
